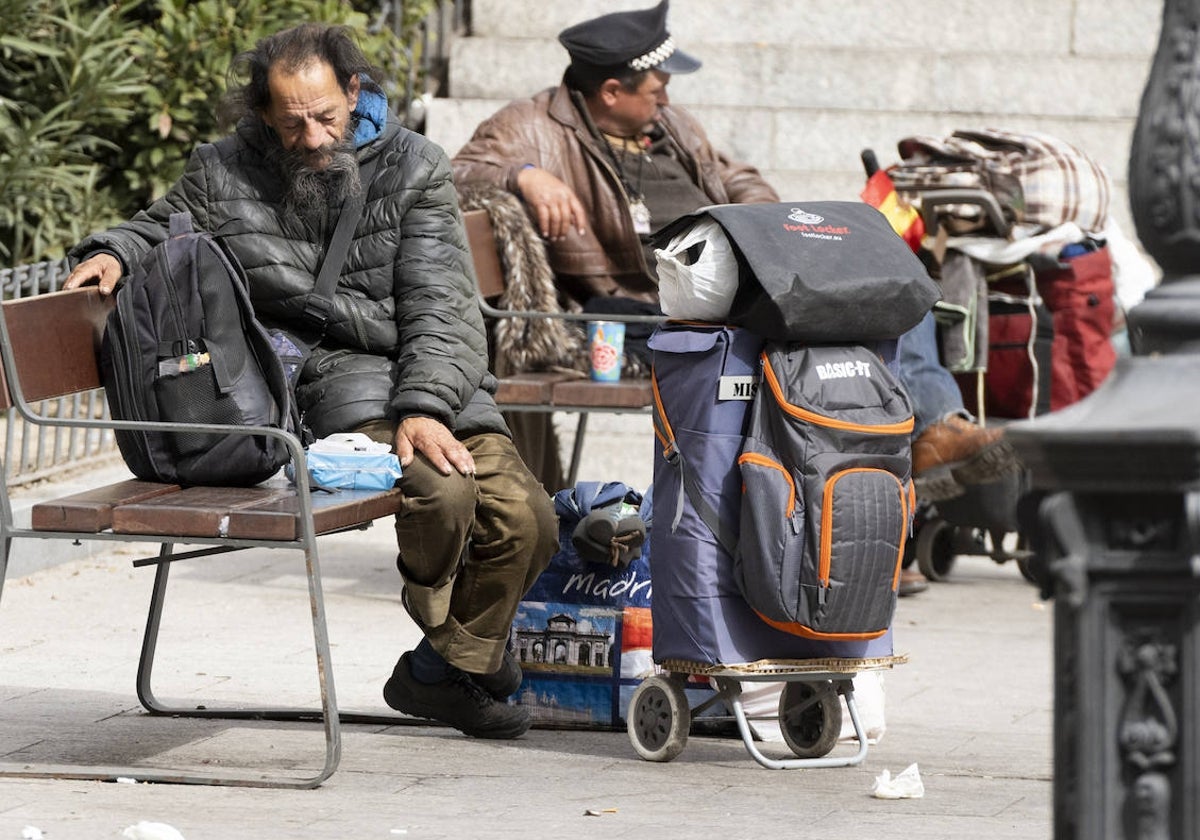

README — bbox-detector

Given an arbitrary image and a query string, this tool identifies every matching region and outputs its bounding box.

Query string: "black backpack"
[734,342,915,640]
[100,212,295,486]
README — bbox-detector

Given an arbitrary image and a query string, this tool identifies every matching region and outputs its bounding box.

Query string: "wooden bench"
[0,285,407,789]
[462,209,662,486]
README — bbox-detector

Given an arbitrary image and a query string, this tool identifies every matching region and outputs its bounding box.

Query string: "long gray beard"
[276,141,362,236]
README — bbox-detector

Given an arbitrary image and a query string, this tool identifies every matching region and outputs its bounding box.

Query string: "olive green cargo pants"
[356,421,557,674]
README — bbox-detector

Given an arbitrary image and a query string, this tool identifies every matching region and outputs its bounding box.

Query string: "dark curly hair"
[218,23,383,131]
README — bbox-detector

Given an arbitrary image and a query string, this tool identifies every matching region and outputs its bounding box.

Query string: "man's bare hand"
[394,416,476,477]
[63,254,123,296]
[516,167,588,242]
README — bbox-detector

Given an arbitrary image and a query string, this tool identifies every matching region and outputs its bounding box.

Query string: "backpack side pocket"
[735,443,806,622]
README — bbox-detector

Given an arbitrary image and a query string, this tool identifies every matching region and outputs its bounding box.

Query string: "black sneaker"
[468,648,523,700]
[383,652,531,739]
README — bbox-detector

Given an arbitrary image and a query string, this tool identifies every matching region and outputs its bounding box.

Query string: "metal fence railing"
[0,259,120,488]
[376,0,470,131]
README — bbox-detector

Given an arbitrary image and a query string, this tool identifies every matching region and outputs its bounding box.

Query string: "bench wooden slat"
[551,379,654,409]
[464,209,505,299]
[494,370,578,405]
[110,485,293,538]
[95,482,404,541]
[30,479,183,533]
[226,487,405,540]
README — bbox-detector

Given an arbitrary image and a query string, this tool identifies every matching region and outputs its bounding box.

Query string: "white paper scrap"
[121,821,187,840]
[872,762,925,799]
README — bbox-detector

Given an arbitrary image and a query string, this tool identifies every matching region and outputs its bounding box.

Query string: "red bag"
[1035,246,1117,410]
[954,289,1053,419]
[953,246,1117,419]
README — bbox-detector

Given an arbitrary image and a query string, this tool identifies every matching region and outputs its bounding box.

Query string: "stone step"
[448,37,1152,121]
[467,0,1158,57]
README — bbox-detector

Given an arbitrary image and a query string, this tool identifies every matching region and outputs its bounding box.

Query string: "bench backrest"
[0,288,112,410]
[463,209,505,300]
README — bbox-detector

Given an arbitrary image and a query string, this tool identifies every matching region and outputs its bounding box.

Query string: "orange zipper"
[762,353,914,435]
[819,468,908,588]
[737,452,795,516]
[650,369,673,457]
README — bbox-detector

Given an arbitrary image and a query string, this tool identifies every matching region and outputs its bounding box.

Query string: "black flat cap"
[558,0,701,75]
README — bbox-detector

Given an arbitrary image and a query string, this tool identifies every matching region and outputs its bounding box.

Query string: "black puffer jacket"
[71,115,507,440]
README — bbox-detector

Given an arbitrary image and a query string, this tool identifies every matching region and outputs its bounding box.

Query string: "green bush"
[0,0,436,264]
[0,0,147,262]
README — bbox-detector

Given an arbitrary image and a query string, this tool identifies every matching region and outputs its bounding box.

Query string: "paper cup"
[587,321,625,382]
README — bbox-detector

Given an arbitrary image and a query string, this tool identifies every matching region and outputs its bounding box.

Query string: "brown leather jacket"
[451,83,779,304]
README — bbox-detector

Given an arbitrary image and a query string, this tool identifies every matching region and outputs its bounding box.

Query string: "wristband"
[514,164,536,197]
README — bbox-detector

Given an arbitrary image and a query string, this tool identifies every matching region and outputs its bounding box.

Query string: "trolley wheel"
[627,675,690,762]
[778,680,842,759]
[915,516,958,581]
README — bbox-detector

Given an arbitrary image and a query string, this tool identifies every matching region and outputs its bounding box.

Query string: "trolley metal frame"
[627,656,905,769]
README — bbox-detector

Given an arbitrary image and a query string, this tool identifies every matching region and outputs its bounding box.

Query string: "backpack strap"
[651,367,740,559]
[168,212,193,237]
[302,154,382,330]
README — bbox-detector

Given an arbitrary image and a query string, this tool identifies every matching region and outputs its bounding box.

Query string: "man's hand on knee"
[395,416,476,476]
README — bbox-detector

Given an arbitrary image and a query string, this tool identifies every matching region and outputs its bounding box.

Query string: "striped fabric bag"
[893,128,1112,235]
[955,129,1112,234]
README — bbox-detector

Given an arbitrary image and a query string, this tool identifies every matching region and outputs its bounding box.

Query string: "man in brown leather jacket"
[452,2,777,308]
[452,2,1018,594]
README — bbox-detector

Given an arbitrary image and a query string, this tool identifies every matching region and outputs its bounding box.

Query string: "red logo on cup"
[592,342,619,373]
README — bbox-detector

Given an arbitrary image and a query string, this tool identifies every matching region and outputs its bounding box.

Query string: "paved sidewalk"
[0,416,1054,840]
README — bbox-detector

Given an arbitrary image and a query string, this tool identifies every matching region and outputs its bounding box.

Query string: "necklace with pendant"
[602,132,652,234]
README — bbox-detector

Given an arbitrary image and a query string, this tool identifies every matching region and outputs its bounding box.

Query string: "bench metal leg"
[565,413,589,487]
[0,465,13,606]
[0,534,10,606]
[129,541,342,788]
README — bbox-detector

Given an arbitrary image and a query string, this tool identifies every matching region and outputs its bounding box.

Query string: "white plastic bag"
[730,672,886,745]
[654,218,740,321]
[286,432,402,491]
[839,670,886,744]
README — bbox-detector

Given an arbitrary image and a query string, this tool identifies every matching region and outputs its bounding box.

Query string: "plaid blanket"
[892,128,1112,235]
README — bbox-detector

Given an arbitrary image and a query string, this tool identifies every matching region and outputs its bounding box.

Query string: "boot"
[899,567,929,597]
[911,415,1019,501]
